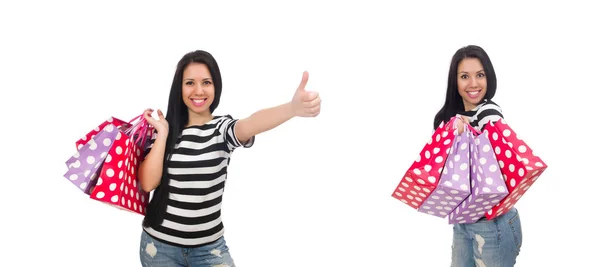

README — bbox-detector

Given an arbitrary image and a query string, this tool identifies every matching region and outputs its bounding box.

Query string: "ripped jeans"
[451,207,522,267]
[139,230,236,267]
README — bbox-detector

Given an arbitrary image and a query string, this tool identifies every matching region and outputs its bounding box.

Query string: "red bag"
[483,119,548,219]
[392,117,459,210]
[88,114,153,215]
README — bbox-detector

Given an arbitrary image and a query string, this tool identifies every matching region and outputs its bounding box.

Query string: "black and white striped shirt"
[458,99,504,131]
[143,115,254,247]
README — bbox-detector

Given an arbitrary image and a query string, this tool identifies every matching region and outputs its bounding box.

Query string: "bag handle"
[124,114,154,148]
[452,114,481,135]
[444,116,459,131]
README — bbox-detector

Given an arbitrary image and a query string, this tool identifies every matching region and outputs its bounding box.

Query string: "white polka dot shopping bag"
[418,124,473,219]
[64,117,128,193]
[448,127,508,224]
[63,115,153,216]
[64,123,123,194]
[481,119,548,220]
[391,117,459,210]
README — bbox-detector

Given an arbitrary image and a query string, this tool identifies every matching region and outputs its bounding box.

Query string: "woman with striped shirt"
[137,50,321,267]
[433,45,523,267]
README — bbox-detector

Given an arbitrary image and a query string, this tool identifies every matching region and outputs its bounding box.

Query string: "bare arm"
[138,108,169,193]
[138,135,167,192]
[234,71,321,143]
[234,103,295,143]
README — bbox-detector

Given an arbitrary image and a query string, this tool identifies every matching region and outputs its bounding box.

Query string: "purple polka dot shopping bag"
[448,126,508,224]
[418,122,473,218]
[63,123,122,194]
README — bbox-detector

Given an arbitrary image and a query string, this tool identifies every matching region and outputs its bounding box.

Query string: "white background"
[1,1,598,266]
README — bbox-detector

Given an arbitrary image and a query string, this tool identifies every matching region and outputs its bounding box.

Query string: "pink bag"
[392,117,459,210]
[88,114,153,215]
[483,119,548,220]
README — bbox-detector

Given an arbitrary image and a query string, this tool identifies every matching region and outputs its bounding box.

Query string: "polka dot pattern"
[64,125,120,194]
[74,117,128,150]
[448,130,507,224]
[393,118,458,210]
[418,129,471,218]
[89,125,149,216]
[482,119,548,220]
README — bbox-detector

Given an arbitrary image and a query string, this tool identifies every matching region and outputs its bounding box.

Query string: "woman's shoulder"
[213,114,235,121]
[474,99,505,130]
[478,99,501,108]
[476,99,503,115]
[212,115,237,130]
[212,114,235,125]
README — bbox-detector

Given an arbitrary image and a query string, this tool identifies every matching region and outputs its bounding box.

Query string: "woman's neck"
[463,99,486,111]
[186,111,213,127]
[463,102,476,111]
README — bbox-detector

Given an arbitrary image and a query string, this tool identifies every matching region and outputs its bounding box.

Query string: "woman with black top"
[433,45,522,267]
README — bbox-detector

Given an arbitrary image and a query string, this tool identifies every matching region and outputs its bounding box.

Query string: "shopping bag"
[483,119,548,220]
[418,123,475,218]
[74,117,128,150]
[448,129,508,224]
[88,114,152,215]
[392,117,459,210]
[63,123,120,194]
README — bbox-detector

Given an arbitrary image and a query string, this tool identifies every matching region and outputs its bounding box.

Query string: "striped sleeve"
[218,116,255,151]
[474,102,504,130]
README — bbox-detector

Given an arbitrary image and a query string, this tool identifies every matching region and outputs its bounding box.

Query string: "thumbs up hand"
[231,71,321,142]
[291,71,321,117]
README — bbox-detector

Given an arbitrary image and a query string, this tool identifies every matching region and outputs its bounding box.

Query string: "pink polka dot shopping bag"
[481,119,547,220]
[391,116,460,210]
[63,114,153,215]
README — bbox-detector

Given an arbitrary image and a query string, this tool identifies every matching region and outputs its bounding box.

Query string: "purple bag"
[63,124,120,194]
[448,129,509,224]
[418,126,471,218]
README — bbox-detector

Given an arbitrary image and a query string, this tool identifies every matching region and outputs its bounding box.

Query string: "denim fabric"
[451,207,522,267]
[140,230,235,267]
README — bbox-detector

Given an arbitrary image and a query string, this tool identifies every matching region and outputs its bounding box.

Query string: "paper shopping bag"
[448,130,508,224]
[64,123,120,194]
[418,126,472,218]
[483,119,548,220]
[75,117,128,150]
[88,114,151,215]
[392,117,459,210]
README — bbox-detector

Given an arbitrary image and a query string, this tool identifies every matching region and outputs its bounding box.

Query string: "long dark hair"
[433,45,497,130]
[143,50,223,228]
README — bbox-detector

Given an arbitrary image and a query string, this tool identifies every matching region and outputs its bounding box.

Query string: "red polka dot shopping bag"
[88,114,153,215]
[392,117,459,210]
[482,119,548,220]
[448,126,508,224]
[63,114,153,215]
[418,123,476,219]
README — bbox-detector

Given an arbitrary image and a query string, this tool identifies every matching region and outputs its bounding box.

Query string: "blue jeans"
[450,208,522,267]
[139,230,236,267]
